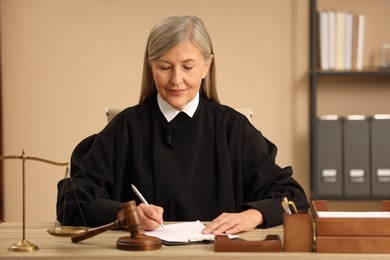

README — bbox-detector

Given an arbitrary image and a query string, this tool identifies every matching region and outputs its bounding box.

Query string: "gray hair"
[139,15,218,104]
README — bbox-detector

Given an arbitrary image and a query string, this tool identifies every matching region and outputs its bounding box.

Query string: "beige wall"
[1,0,388,222]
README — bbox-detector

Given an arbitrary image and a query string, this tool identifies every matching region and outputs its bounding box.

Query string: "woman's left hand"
[202,209,263,235]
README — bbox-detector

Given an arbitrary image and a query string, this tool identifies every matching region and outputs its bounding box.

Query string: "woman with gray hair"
[56,15,309,235]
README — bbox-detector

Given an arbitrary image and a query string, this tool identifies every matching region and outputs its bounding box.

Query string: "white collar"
[157,92,199,122]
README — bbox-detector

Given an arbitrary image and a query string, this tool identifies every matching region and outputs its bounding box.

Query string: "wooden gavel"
[71,200,161,250]
[71,217,126,243]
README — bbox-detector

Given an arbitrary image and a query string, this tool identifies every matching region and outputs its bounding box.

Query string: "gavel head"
[121,200,145,238]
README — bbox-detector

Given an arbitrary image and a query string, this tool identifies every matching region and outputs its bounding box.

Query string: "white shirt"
[157,92,199,122]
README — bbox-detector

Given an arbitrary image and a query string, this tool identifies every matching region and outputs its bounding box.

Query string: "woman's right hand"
[116,203,164,231]
[136,203,164,231]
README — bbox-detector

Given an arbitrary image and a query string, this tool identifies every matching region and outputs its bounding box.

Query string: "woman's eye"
[183,66,193,70]
[159,66,171,71]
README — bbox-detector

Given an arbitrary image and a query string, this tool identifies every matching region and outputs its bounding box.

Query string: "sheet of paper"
[144,220,236,243]
[317,211,390,218]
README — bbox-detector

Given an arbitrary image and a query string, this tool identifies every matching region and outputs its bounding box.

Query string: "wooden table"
[0,222,389,259]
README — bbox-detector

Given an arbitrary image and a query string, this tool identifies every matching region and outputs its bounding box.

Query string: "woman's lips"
[168,89,185,96]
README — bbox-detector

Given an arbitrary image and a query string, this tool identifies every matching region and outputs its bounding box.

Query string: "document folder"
[312,200,390,253]
[370,114,390,197]
[343,115,370,197]
[315,116,343,197]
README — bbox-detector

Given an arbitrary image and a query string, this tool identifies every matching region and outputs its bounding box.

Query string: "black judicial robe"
[56,95,309,228]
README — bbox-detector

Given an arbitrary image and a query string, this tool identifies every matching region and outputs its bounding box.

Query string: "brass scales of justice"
[0,150,87,252]
[1,150,162,252]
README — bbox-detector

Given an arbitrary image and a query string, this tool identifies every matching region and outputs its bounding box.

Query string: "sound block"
[116,235,162,251]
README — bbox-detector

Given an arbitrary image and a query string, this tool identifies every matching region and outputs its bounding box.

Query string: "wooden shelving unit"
[309,0,390,199]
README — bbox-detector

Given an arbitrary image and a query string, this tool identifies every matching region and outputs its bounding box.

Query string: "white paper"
[144,220,236,243]
[317,211,390,218]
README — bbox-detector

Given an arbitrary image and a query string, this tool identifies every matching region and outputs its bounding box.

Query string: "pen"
[288,201,298,214]
[282,197,292,215]
[188,238,214,244]
[131,184,166,230]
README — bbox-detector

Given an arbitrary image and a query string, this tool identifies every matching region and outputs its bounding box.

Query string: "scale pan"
[47,226,88,237]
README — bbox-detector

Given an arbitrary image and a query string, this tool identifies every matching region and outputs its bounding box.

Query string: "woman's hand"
[136,203,164,231]
[202,209,263,235]
[116,203,164,231]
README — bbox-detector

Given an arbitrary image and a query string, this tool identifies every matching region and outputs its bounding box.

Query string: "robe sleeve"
[240,129,310,228]
[56,132,122,227]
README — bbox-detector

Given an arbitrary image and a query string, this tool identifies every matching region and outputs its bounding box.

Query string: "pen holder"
[283,212,313,252]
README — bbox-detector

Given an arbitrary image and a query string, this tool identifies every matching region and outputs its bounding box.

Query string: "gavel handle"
[71,218,126,243]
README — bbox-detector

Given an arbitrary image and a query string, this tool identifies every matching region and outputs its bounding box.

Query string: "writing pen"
[288,200,298,214]
[282,197,298,214]
[282,197,292,215]
[131,184,166,230]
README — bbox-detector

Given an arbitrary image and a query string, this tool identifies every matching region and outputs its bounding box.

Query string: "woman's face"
[151,40,212,111]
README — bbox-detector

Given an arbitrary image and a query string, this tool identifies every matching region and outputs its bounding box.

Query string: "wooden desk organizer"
[214,235,282,252]
[283,212,313,252]
[312,200,390,253]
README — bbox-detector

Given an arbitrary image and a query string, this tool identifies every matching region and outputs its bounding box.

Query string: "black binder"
[370,114,390,197]
[343,115,370,197]
[316,116,343,197]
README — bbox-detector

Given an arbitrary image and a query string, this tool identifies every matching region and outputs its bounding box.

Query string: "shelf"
[309,0,390,201]
[311,67,390,76]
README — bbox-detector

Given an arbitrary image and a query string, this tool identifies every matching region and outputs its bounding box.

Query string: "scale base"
[9,239,39,252]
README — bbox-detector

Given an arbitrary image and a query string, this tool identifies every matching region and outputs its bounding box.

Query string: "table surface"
[1,222,390,259]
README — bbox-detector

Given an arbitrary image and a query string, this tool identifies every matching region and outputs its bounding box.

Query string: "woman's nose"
[171,68,183,86]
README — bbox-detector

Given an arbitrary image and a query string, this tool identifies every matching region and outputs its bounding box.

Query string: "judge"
[56,15,309,235]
